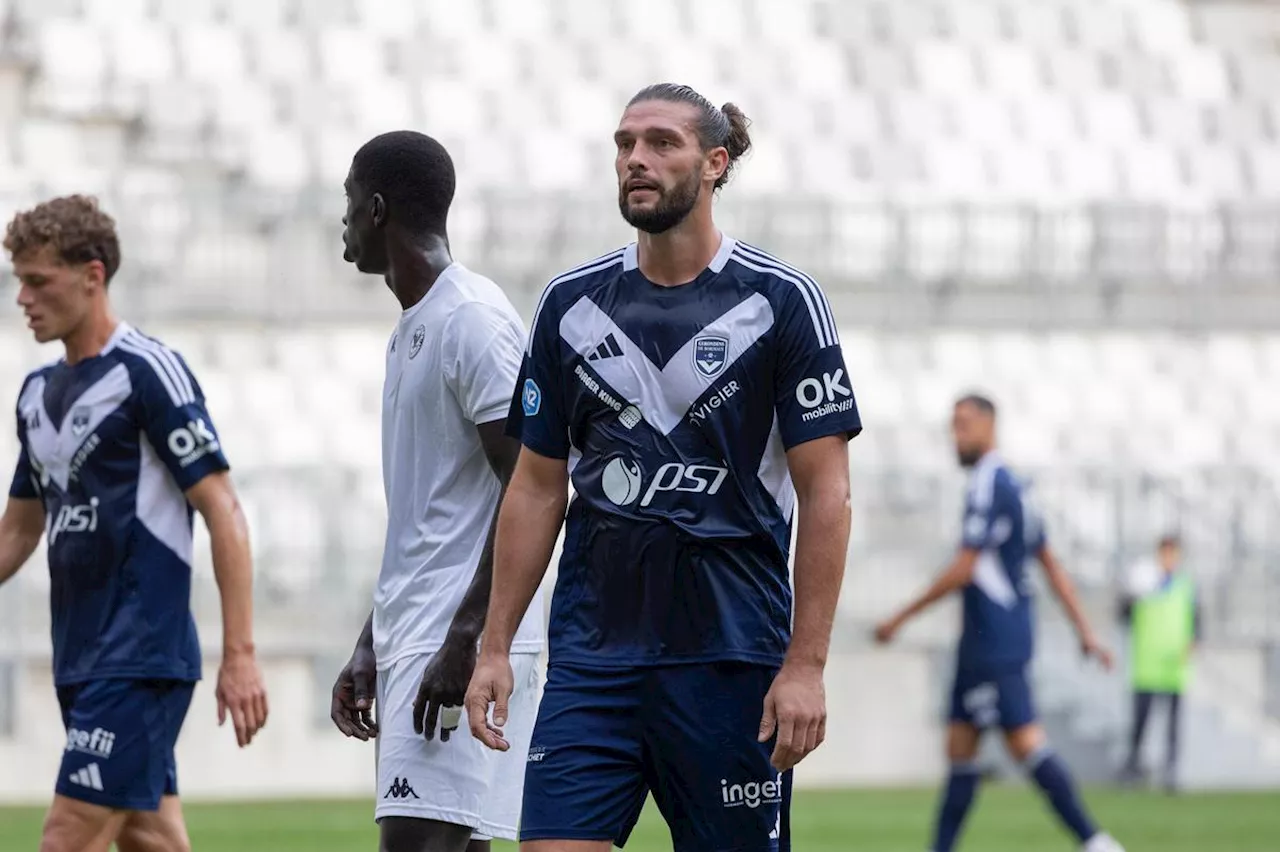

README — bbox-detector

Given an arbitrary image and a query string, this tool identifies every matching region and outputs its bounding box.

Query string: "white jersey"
[374,263,545,669]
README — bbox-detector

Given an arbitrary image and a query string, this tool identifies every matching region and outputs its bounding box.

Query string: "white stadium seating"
[0,0,1275,640]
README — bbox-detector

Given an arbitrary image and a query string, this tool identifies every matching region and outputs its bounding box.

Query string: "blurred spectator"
[1117,534,1201,792]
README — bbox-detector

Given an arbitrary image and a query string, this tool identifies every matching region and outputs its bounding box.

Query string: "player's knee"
[116,823,191,852]
[945,723,981,762]
[1005,723,1048,763]
[40,801,117,852]
[380,816,474,852]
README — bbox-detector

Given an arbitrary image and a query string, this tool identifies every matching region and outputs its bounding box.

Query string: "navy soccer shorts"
[948,665,1037,731]
[520,661,792,852]
[55,678,195,810]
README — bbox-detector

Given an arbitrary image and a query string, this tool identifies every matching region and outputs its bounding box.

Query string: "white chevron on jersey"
[527,248,626,354]
[558,292,775,435]
[21,364,133,492]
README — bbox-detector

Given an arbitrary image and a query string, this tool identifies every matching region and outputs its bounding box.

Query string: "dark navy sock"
[1027,746,1098,842]
[931,762,981,852]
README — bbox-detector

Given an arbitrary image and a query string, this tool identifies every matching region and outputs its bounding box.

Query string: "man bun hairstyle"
[351,130,456,235]
[3,194,121,285]
[628,83,753,189]
[717,102,753,187]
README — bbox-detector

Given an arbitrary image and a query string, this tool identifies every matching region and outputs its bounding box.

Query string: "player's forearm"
[1052,574,1093,639]
[479,481,564,657]
[0,526,39,586]
[1040,549,1094,639]
[786,485,851,671]
[206,500,257,656]
[0,500,43,587]
[896,553,977,624]
[354,609,374,653]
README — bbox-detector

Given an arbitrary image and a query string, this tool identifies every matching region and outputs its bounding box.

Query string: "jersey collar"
[101,321,131,356]
[965,450,1003,496]
[622,233,738,275]
[400,262,459,321]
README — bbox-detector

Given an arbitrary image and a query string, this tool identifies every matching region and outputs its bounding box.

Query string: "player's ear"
[703,146,729,185]
[370,193,387,228]
[83,259,107,293]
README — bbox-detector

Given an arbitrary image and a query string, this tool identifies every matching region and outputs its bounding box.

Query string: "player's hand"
[413,633,477,742]
[331,644,378,741]
[216,647,269,748]
[759,662,826,772]
[464,651,514,752]
[1080,633,1114,671]
[873,616,902,644]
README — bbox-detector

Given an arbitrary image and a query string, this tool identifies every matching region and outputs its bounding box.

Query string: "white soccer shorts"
[374,651,542,840]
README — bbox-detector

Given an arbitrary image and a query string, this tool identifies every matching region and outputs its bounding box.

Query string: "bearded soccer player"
[465,84,860,851]
[330,131,544,852]
[0,195,267,852]
[875,395,1125,852]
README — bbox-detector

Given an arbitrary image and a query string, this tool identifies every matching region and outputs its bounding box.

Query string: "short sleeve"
[442,301,526,426]
[505,290,570,459]
[9,445,38,499]
[132,349,230,492]
[961,491,997,550]
[772,283,862,449]
[10,387,39,500]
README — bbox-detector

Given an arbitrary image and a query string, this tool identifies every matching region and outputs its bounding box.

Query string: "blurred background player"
[874,394,1123,852]
[329,131,544,852]
[465,83,860,851]
[0,195,267,852]
[1117,534,1201,792]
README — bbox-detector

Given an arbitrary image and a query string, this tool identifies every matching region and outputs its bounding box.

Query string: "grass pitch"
[0,786,1274,850]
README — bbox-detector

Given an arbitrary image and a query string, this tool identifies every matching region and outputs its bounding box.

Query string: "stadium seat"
[0,0,1276,649]
[1132,0,1194,52]
[916,41,978,94]
[108,20,176,87]
[1167,47,1232,103]
[979,44,1046,96]
[1122,143,1184,201]
[247,28,312,83]
[177,24,246,84]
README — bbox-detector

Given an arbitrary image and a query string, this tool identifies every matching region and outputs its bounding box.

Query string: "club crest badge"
[693,336,729,378]
[70,406,91,438]
[409,325,425,359]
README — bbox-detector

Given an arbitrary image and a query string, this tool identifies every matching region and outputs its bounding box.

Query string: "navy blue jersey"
[957,453,1046,672]
[507,238,862,668]
[8,323,228,686]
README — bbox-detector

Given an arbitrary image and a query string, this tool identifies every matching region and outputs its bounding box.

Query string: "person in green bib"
[1118,534,1201,791]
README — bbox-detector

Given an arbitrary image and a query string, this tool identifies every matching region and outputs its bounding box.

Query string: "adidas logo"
[68,763,104,791]
[587,334,623,362]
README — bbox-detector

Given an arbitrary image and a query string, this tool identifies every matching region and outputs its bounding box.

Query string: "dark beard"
[618,172,701,234]
[957,448,983,468]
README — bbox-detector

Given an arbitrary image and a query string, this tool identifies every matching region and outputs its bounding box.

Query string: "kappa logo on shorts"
[384,776,419,800]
